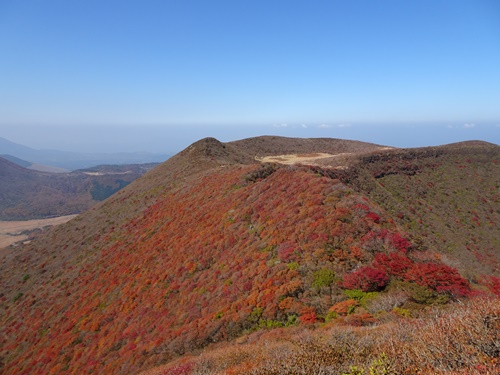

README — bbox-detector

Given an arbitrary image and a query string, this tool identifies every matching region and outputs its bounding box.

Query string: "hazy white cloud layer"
[1,123,498,155]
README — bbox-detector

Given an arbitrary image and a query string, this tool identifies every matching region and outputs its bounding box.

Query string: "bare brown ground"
[256,152,355,168]
[0,214,78,248]
[256,152,342,165]
[256,147,395,168]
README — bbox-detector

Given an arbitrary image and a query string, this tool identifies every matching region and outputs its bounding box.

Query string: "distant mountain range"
[0,137,171,170]
[0,136,498,374]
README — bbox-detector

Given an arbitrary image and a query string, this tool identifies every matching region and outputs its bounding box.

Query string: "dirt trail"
[0,215,77,248]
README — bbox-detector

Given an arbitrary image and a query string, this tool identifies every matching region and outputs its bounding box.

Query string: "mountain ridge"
[0,136,498,374]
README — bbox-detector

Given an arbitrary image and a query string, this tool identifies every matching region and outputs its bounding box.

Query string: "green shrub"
[324,310,338,322]
[390,280,449,305]
[342,353,391,375]
[392,307,411,317]
[344,289,379,307]
[258,319,284,329]
[286,314,298,326]
[343,366,364,375]
[312,268,335,290]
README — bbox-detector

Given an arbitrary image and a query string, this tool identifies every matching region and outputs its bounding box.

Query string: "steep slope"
[0,137,498,374]
[0,156,155,220]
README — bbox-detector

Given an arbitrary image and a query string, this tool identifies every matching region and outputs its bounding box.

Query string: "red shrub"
[277,242,297,262]
[299,306,317,324]
[481,275,500,297]
[341,313,377,327]
[373,252,413,278]
[341,266,389,292]
[329,299,358,316]
[387,233,412,252]
[353,203,370,212]
[365,212,381,223]
[404,262,470,297]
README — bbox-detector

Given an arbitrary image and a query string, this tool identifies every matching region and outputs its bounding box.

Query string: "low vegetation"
[145,297,499,375]
[0,137,498,374]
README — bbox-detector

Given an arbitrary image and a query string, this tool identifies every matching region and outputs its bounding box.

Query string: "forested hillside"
[0,157,156,220]
[0,137,498,374]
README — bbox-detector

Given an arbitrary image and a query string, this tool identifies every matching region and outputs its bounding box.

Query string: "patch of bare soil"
[256,152,355,168]
[0,214,78,248]
[257,152,337,164]
[256,147,396,168]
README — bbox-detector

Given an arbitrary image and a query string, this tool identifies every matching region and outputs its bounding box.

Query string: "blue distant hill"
[0,153,32,168]
[0,137,171,170]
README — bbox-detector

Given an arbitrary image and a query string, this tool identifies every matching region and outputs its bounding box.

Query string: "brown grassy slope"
[0,137,498,374]
[229,135,386,157]
[144,297,500,375]
[343,141,500,278]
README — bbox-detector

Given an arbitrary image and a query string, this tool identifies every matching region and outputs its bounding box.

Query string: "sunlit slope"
[346,141,500,277]
[0,137,498,374]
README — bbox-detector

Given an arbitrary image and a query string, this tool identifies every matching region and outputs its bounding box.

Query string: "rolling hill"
[0,156,158,220]
[0,154,69,173]
[0,136,498,374]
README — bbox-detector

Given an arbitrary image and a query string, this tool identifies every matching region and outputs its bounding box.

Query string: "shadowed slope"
[0,156,155,220]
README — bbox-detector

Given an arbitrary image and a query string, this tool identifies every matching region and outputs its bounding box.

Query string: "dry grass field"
[0,215,77,248]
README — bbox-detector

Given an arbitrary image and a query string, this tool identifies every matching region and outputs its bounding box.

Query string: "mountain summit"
[0,136,498,374]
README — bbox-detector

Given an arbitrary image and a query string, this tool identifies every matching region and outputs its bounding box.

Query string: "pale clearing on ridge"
[0,214,78,249]
[257,152,344,165]
[256,147,396,168]
[82,171,133,176]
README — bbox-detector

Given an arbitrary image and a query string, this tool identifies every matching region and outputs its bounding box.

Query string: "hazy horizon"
[1,1,499,153]
[0,123,498,155]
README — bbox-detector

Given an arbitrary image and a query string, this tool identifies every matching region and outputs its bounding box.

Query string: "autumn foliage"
[341,266,389,292]
[145,297,500,375]
[0,138,498,375]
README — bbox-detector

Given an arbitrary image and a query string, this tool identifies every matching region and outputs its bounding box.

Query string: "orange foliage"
[329,299,359,316]
[0,163,484,374]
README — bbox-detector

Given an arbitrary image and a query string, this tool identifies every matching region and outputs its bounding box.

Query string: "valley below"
[0,215,77,249]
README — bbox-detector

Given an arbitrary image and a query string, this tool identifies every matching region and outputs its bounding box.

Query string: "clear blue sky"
[0,0,499,152]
